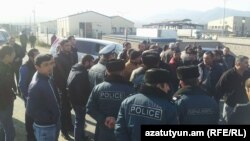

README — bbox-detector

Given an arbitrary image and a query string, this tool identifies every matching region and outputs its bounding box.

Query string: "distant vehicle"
[50,37,123,61]
[0,28,10,45]
[177,29,202,39]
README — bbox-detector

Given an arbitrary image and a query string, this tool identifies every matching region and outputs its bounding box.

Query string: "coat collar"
[139,85,172,100]
[105,74,132,85]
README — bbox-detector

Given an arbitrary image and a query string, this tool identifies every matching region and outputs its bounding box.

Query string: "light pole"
[222,0,226,36]
[242,17,246,37]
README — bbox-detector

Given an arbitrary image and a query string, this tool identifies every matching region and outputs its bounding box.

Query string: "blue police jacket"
[115,85,178,141]
[86,74,135,141]
[176,86,219,124]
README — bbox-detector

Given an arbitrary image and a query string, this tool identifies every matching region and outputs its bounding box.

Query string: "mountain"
[139,7,250,26]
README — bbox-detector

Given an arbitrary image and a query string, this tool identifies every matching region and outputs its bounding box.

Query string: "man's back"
[176,86,219,124]
[115,85,178,141]
[229,103,250,124]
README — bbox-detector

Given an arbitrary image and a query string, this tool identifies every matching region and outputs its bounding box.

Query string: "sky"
[0,0,250,24]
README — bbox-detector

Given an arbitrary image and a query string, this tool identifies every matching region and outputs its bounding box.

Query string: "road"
[13,45,96,141]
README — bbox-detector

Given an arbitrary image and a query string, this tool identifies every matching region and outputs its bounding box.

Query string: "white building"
[111,16,135,34]
[207,16,250,36]
[39,20,57,34]
[39,11,134,39]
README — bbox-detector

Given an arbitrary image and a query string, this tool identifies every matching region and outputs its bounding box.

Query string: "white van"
[0,29,10,45]
[50,37,123,61]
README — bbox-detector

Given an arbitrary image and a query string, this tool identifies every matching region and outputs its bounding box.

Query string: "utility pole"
[222,0,226,36]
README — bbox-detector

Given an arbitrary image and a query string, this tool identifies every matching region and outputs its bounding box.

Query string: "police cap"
[177,65,199,80]
[99,44,116,55]
[144,68,171,84]
[106,59,125,72]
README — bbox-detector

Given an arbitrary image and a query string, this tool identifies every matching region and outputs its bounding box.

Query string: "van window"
[0,32,6,42]
[76,41,96,55]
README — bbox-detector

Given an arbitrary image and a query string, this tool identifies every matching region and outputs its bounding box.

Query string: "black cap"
[130,50,141,60]
[141,49,160,66]
[106,59,125,72]
[142,49,160,60]
[144,68,171,84]
[177,65,199,80]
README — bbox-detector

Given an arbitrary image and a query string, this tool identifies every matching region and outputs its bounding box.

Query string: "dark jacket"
[223,54,235,70]
[53,52,74,91]
[129,66,145,90]
[216,68,250,107]
[88,61,107,89]
[115,85,178,141]
[19,60,36,103]
[176,86,219,124]
[0,62,15,111]
[29,35,36,44]
[67,63,91,106]
[86,75,135,141]
[12,43,25,66]
[72,47,78,65]
[26,72,60,126]
[228,102,250,124]
[198,62,224,99]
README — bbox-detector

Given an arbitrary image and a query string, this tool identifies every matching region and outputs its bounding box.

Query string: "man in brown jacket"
[123,50,141,81]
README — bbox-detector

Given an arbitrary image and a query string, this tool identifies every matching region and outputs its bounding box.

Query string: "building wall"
[57,17,70,37]
[68,12,111,37]
[39,20,57,34]
[207,16,250,36]
[111,16,134,34]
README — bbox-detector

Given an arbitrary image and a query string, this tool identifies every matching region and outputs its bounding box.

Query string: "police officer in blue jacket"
[88,44,117,89]
[115,68,178,141]
[175,65,219,124]
[86,59,135,141]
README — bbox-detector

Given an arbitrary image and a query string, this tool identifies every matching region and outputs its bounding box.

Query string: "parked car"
[0,28,10,45]
[50,37,123,61]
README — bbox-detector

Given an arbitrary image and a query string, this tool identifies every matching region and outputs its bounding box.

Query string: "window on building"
[120,27,125,33]
[112,27,116,33]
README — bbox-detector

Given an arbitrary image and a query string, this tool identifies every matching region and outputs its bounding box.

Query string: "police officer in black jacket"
[87,59,135,141]
[175,65,219,124]
[67,55,94,141]
[115,68,178,141]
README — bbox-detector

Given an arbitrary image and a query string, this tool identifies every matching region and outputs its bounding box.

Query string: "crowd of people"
[0,35,250,141]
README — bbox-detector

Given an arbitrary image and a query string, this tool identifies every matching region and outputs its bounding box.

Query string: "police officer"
[88,44,117,89]
[86,59,135,141]
[115,68,178,141]
[175,65,219,124]
[130,49,160,90]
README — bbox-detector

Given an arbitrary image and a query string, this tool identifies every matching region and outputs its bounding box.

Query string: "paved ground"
[13,45,96,141]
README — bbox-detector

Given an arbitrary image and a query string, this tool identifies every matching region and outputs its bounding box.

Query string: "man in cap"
[175,65,219,124]
[88,44,116,89]
[130,49,160,90]
[86,59,135,141]
[216,55,250,123]
[115,68,178,141]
